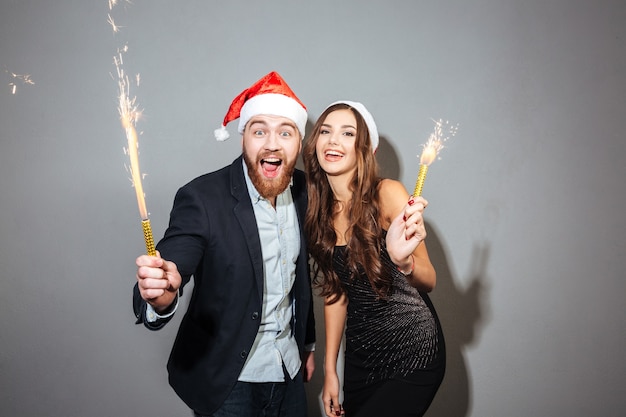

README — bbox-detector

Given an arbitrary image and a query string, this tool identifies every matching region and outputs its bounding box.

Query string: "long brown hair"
[303,103,392,303]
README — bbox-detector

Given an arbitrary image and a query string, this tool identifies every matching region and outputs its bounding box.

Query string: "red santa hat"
[214,71,308,141]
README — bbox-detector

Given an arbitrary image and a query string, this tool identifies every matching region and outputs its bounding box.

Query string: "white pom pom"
[214,126,230,141]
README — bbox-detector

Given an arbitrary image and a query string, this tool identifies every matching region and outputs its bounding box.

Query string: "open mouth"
[324,150,344,161]
[261,157,282,177]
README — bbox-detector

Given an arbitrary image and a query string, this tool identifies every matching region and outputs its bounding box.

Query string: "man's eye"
[280,131,292,137]
[254,130,265,136]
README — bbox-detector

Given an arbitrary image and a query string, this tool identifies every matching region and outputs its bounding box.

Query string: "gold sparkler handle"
[141,219,157,256]
[412,164,429,197]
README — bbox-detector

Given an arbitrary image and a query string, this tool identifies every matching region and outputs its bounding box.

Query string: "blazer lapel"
[230,156,265,304]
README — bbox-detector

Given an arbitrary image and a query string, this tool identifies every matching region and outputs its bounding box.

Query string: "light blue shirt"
[238,161,301,382]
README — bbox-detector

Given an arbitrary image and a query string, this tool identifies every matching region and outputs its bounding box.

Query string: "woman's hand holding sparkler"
[136,251,182,313]
[386,196,428,264]
[386,195,436,292]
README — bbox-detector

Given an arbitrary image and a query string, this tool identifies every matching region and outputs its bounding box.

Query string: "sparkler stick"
[412,119,458,197]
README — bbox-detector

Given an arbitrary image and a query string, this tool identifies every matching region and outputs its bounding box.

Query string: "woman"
[303,101,445,417]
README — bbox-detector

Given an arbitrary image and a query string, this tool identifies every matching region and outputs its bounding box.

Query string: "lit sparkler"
[412,119,458,197]
[111,4,156,256]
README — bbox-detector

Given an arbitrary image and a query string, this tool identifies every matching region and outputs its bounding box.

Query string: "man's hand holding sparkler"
[136,252,182,313]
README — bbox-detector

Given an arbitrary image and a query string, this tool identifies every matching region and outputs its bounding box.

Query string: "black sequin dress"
[333,238,445,416]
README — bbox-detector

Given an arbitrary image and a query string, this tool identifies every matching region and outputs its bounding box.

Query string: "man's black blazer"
[133,155,315,415]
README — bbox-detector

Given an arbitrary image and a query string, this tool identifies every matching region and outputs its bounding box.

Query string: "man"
[133,71,315,417]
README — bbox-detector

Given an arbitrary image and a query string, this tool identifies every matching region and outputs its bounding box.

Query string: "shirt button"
[240,350,248,358]
[251,312,259,320]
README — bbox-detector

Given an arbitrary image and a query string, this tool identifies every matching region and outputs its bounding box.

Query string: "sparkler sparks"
[107,14,122,33]
[419,119,458,166]
[5,69,35,95]
[115,47,148,218]
[109,0,133,11]
[412,118,458,197]
[110,1,155,256]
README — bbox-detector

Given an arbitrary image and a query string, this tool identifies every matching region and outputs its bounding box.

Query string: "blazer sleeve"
[133,282,175,330]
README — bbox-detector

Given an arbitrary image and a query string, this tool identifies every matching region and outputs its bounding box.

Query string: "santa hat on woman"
[214,71,308,141]
[325,100,379,152]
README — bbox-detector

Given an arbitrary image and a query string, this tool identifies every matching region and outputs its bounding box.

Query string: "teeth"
[326,151,343,157]
[262,158,281,166]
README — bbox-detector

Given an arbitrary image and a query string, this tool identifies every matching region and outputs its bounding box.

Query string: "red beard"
[243,151,295,199]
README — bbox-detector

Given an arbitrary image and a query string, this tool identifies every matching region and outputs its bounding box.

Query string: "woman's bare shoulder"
[378,179,410,224]
[378,178,409,199]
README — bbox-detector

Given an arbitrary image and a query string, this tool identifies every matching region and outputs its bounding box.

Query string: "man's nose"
[265,131,280,149]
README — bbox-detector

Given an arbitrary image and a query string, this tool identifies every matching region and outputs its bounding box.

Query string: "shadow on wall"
[424,223,491,417]
[376,134,401,181]
[378,133,490,416]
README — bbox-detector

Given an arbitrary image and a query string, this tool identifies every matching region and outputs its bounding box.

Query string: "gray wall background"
[1,1,624,416]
